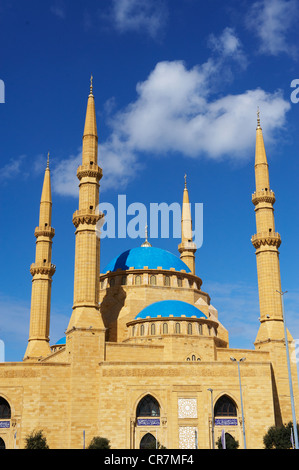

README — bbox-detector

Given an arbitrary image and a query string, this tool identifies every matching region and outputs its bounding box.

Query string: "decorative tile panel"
[179,426,197,449]
[178,398,197,418]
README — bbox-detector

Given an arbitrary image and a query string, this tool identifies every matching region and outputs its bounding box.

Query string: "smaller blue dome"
[54,337,66,345]
[135,300,203,320]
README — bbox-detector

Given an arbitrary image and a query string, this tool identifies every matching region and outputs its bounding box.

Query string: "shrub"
[87,436,111,449]
[25,430,49,449]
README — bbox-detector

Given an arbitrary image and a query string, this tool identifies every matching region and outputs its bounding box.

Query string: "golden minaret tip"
[184,173,187,189]
[47,151,50,169]
[257,106,261,129]
[90,74,93,96]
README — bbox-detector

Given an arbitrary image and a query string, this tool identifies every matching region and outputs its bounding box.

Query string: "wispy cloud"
[246,0,298,57]
[0,153,47,183]
[50,3,66,19]
[105,0,168,38]
[0,154,26,181]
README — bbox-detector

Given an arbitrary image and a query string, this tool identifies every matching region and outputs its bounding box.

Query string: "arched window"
[151,323,156,335]
[140,324,145,336]
[135,275,141,285]
[177,278,182,287]
[136,395,160,417]
[163,323,168,334]
[150,275,157,286]
[0,397,11,419]
[187,323,192,335]
[132,326,135,337]
[0,437,5,449]
[198,324,202,335]
[175,322,180,334]
[110,277,115,287]
[164,276,170,287]
[214,395,237,417]
[140,433,156,449]
[121,275,127,285]
[192,354,196,361]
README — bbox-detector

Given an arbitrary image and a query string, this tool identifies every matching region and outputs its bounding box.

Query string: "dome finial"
[141,224,152,247]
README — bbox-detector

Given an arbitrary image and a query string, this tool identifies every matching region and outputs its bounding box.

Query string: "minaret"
[251,111,298,425]
[24,153,55,360]
[178,175,197,274]
[251,110,285,340]
[67,77,104,332]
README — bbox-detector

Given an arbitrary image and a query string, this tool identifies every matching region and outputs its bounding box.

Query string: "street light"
[207,388,215,449]
[230,356,246,449]
[276,290,299,449]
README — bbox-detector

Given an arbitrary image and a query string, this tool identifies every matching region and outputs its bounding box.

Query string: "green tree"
[216,433,239,449]
[25,430,49,449]
[263,422,299,449]
[87,436,111,449]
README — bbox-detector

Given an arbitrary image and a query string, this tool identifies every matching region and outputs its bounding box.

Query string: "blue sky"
[0,0,298,362]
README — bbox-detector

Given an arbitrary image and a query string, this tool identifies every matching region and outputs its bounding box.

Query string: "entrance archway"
[0,437,6,449]
[140,432,156,449]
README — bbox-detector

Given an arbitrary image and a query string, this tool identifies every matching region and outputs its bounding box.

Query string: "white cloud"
[246,0,298,56]
[108,0,167,38]
[107,60,289,160]
[52,29,290,197]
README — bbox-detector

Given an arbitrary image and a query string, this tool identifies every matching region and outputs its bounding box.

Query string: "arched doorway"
[140,432,156,449]
[133,394,162,449]
[214,395,237,417]
[0,437,5,449]
[213,395,240,448]
[0,397,11,419]
[136,395,160,418]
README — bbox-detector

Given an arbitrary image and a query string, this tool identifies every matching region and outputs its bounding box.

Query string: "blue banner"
[215,418,238,426]
[0,421,10,428]
[137,418,160,426]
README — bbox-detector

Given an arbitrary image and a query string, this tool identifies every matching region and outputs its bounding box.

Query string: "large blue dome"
[135,300,203,319]
[102,246,191,273]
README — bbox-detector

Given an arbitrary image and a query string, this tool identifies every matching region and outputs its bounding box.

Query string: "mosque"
[0,82,298,449]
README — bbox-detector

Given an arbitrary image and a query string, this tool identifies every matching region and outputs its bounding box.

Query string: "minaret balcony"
[72,208,104,227]
[34,226,55,239]
[251,231,281,249]
[252,190,275,206]
[30,262,56,276]
[178,241,197,253]
[77,164,102,181]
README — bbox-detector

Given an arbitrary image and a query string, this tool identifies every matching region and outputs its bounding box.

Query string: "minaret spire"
[178,175,197,274]
[67,78,104,331]
[252,112,282,328]
[251,113,299,425]
[24,156,55,361]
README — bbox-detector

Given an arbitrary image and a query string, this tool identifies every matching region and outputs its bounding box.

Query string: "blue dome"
[54,337,66,345]
[135,300,203,319]
[102,246,190,273]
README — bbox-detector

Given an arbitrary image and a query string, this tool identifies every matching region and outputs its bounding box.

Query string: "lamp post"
[276,290,299,449]
[230,357,246,449]
[207,388,215,449]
